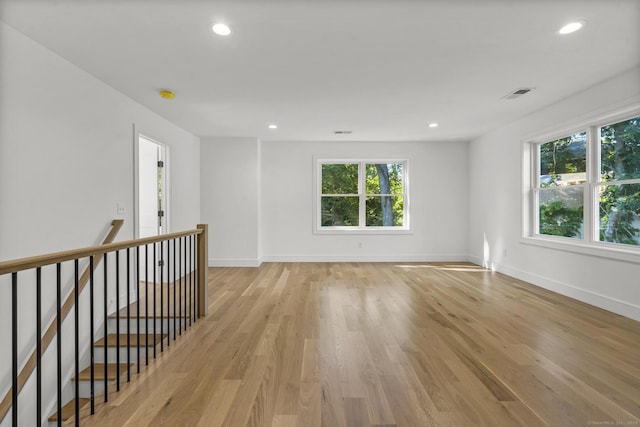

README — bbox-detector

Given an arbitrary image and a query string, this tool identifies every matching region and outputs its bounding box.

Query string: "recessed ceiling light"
[558,21,584,35]
[428,123,439,128]
[212,23,231,36]
[268,124,278,129]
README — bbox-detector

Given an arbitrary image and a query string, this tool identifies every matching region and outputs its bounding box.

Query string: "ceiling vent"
[334,130,353,134]
[502,87,534,100]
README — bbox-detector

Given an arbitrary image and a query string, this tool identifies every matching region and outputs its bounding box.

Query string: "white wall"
[0,22,200,425]
[469,67,640,321]
[200,137,261,266]
[261,140,470,261]
[0,23,201,259]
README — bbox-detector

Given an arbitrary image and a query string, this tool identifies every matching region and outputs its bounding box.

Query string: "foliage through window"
[599,117,640,245]
[537,132,586,238]
[318,161,407,231]
[532,115,640,248]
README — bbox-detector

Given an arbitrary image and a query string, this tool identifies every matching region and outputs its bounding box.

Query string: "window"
[598,117,640,245]
[529,113,640,251]
[536,131,587,239]
[316,160,409,232]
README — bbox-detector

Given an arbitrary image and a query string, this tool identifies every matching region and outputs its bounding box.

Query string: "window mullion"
[583,127,592,242]
[359,162,366,228]
[532,144,540,236]
[587,125,600,242]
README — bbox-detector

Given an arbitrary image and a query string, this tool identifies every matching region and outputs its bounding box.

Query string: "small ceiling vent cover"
[502,87,534,100]
[334,130,353,134]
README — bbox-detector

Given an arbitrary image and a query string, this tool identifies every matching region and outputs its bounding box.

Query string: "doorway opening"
[135,133,168,281]
[136,134,168,238]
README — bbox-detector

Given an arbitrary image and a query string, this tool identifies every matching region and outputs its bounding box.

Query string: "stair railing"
[0,222,209,426]
[0,219,125,425]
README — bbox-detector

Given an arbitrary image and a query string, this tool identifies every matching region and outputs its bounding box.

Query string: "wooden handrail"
[0,227,203,276]
[0,219,124,424]
[0,221,209,425]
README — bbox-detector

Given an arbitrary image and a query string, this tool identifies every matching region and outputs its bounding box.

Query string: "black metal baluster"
[194,236,198,322]
[167,240,171,348]
[188,236,194,326]
[153,242,157,358]
[57,263,62,427]
[182,237,186,333]
[89,257,95,414]
[36,267,42,424]
[173,238,177,341]
[158,242,164,357]
[160,242,169,351]
[184,236,188,329]
[115,251,121,391]
[136,246,141,373]
[160,240,171,351]
[189,237,198,323]
[74,259,80,425]
[126,248,131,382]
[185,237,188,330]
[103,253,108,402]
[178,237,182,336]
[12,272,17,427]
[145,244,149,365]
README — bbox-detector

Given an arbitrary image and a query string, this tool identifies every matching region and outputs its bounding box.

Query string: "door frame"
[133,126,170,239]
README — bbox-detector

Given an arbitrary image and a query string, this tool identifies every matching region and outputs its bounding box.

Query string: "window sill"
[314,227,412,235]
[520,235,640,264]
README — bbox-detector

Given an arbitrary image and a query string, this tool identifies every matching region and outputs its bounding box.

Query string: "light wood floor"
[78,262,640,427]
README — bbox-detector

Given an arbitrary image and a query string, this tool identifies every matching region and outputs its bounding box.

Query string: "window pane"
[538,187,584,238]
[365,163,403,194]
[600,116,640,181]
[321,196,359,226]
[322,164,358,194]
[366,196,404,226]
[599,183,640,246]
[539,132,587,187]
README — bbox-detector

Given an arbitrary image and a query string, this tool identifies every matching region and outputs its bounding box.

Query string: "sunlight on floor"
[394,264,489,273]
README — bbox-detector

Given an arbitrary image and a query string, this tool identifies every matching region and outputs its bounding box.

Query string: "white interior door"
[137,134,167,281]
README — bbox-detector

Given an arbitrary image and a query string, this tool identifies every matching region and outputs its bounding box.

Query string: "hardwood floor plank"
[343,397,368,427]
[75,262,640,427]
[297,381,321,427]
[271,414,297,427]
[196,379,241,427]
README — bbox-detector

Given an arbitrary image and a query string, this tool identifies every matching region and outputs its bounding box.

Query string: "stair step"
[94,333,168,347]
[106,316,188,334]
[73,363,132,382]
[48,398,90,422]
[109,301,192,319]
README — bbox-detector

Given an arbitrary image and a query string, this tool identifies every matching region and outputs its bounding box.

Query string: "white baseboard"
[209,259,262,267]
[260,254,471,263]
[489,260,640,322]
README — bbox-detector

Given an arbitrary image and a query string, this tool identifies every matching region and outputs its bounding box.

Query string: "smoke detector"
[502,88,534,100]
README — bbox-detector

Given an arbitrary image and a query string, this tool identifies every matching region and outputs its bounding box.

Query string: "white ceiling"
[1,0,639,142]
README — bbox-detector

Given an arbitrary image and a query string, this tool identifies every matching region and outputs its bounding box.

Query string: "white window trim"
[521,105,640,264]
[313,158,411,234]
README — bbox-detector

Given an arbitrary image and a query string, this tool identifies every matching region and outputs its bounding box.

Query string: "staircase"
[49,297,191,424]
[0,222,209,427]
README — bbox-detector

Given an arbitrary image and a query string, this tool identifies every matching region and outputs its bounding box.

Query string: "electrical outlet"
[117,202,126,215]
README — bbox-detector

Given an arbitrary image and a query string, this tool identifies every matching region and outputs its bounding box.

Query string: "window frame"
[523,107,640,263]
[533,130,589,241]
[314,158,410,234]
